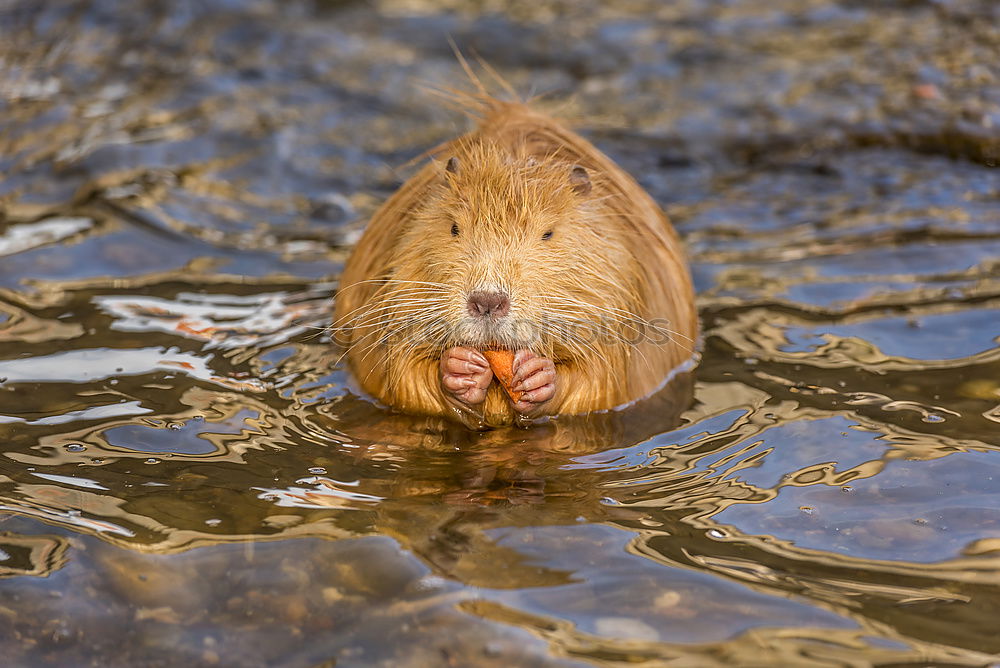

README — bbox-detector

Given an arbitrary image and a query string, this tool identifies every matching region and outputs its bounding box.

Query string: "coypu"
[333,93,696,429]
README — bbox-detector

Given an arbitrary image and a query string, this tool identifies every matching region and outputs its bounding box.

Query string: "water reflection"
[0,532,68,578]
[2,0,1000,664]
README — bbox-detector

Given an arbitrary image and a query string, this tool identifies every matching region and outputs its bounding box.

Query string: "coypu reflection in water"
[431,376,693,508]
[315,370,693,480]
[333,88,697,428]
[313,375,693,585]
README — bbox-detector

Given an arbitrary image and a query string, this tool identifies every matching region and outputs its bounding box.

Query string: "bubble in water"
[64,443,86,452]
[841,485,853,493]
[923,414,946,423]
[307,467,327,475]
[799,506,814,515]
[205,518,222,527]
[708,529,725,539]
[144,458,160,465]
[411,575,447,593]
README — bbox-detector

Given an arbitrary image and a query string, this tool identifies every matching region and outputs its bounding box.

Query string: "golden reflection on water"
[1,0,1000,665]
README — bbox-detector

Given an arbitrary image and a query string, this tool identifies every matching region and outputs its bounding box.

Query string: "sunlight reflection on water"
[1,0,999,665]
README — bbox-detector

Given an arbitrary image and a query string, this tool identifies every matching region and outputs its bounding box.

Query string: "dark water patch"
[2,0,999,665]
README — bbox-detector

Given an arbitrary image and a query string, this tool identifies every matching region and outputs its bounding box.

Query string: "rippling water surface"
[1,0,999,665]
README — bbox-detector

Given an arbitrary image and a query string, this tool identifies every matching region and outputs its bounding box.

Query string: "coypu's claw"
[510,350,556,416]
[440,346,493,413]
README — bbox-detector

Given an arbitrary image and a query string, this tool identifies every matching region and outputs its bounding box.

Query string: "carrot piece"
[483,349,523,402]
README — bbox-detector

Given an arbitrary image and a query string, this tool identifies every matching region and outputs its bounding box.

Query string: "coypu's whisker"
[329,303,444,331]
[535,303,658,372]
[366,305,450,333]
[330,305,449,370]
[538,298,646,333]
[535,320,625,396]
[555,273,634,304]
[536,309,650,368]
[540,295,689,345]
[352,307,450,336]
[329,290,449,324]
[645,323,696,351]
[345,304,447,336]
[372,320,451,390]
[352,318,445,380]
[333,297,452,330]
[339,297,450,323]
[336,278,452,292]
[329,293,451,328]
[536,309,645,346]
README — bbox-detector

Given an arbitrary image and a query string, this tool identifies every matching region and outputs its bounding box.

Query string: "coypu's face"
[392,141,637,360]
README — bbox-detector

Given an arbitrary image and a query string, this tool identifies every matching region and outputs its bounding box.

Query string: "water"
[1,0,998,665]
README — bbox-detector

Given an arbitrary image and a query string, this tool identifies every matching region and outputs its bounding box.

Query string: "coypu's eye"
[542,230,553,241]
[450,222,459,237]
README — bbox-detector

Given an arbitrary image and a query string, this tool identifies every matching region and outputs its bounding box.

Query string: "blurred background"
[1,0,999,666]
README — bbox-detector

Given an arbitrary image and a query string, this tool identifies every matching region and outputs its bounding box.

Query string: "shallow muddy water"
[1,0,999,666]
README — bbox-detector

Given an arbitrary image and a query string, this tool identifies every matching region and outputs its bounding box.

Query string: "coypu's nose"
[467,291,510,318]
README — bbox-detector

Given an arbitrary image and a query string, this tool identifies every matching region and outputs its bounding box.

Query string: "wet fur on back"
[334,95,696,426]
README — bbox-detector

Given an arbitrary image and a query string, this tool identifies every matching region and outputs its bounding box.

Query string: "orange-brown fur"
[333,97,696,427]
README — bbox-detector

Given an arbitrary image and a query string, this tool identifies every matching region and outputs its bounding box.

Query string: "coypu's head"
[382,138,640,363]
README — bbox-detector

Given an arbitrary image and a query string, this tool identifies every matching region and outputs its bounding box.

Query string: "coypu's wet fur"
[334,92,696,428]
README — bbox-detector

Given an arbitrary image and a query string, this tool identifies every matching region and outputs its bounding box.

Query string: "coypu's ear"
[445,157,460,175]
[569,165,591,196]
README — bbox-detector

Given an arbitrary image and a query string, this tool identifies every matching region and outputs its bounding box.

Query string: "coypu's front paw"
[440,346,493,411]
[511,350,556,415]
